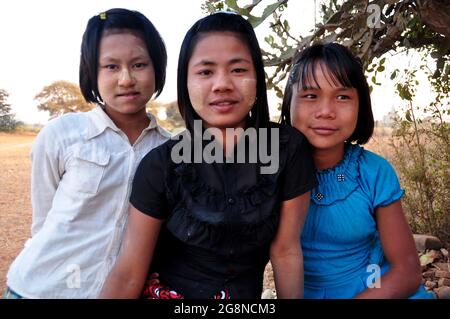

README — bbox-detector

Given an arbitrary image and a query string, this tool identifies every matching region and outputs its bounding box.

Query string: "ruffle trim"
[311,144,363,205]
[164,127,293,254]
[165,205,278,255]
[172,162,279,222]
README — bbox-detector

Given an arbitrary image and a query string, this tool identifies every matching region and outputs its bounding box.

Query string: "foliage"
[147,100,185,133]
[203,0,450,99]
[389,61,450,241]
[34,80,93,119]
[0,89,18,131]
[14,122,42,134]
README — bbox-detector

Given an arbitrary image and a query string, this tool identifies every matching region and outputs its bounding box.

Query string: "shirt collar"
[85,105,165,140]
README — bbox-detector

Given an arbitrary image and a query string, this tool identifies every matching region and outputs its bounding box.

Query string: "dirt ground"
[0,133,35,293]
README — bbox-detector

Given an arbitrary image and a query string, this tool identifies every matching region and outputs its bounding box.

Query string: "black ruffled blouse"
[130,123,317,298]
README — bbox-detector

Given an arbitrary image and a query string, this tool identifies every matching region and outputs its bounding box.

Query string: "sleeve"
[361,152,404,209]
[280,128,318,201]
[30,124,63,236]
[130,146,169,219]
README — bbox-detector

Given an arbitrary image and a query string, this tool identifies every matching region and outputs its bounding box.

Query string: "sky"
[0,0,435,125]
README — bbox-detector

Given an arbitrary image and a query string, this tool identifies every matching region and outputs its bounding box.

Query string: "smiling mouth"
[209,100,237,113]
[311,127,338,135]
[117,92,140,100]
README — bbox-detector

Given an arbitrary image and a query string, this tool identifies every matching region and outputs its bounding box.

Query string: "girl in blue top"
[280,43,434,299]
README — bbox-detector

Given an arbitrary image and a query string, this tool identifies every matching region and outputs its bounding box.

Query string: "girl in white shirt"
[4,8,170,299]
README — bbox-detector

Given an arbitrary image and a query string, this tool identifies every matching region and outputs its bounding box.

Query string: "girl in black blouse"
[100,12,317,299]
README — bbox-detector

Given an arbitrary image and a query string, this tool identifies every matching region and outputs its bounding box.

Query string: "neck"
[204,120,247,156]
[104,107,150,145]
[313,143,345,170]
[205,128,241,157]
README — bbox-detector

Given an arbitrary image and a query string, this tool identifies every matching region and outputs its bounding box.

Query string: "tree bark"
[416,0,450,38]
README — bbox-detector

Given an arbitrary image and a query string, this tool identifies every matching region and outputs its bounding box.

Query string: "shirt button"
[315,192,324,201]
[227,197,235,205]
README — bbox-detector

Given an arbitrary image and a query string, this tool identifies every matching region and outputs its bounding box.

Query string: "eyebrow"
[192,57,252,67]
[300,85,354,91]
[99,55,149,63]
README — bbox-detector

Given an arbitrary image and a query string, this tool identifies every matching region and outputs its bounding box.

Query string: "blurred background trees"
[0,89,18,131]
[147,100,185,133]
[34,80,93,119]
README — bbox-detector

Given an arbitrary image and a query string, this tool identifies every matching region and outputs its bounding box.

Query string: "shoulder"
[140,135,180,167]
[155,125,172,139]
[356,146,400,188]
[147,112,172,140]
[35,112,89,148]
[359,147,396,173]
[355,146,404,207]
[41,112,88,134]
[269,122,308,146]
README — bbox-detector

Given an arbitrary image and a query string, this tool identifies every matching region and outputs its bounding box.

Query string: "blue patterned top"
[301,143,433,299]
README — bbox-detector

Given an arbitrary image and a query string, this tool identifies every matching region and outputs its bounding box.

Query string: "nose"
[118,68,136,87]
[212,71,233,92]
[314,99,336,119]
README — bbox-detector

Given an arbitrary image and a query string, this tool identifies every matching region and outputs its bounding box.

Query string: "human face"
[290,63,359,154]
[187,32,257,130]
[97,30,155,121]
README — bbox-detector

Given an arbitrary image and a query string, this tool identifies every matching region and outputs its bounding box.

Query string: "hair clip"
[211,10,238,16]
[99,12,107,20]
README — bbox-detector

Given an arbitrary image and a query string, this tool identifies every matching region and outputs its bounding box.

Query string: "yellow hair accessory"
[99,12,107,20]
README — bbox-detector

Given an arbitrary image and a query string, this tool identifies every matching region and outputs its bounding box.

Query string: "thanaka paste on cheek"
[187,82,204,110]
[239,78,257,106]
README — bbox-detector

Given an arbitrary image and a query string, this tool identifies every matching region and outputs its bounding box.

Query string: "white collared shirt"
[7,106,171,298]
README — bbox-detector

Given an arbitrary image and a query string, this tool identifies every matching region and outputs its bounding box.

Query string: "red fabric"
[142,280,230,299]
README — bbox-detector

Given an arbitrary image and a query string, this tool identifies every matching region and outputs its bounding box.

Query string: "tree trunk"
[416,0,450,38]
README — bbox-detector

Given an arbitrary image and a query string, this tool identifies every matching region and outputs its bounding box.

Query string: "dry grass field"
[0,132,35,294]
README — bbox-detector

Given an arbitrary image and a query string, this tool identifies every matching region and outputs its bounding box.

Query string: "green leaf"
[420,250,439,266]
[430,51,440,59]
[390,70,398,80]
[377,66,385,72]
[283,20,290,32]
[405,110,412,122]
[403,38,411,48]
[247,1,287,28]
[276,90,283,99]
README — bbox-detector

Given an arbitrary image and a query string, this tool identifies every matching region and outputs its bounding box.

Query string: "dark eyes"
[300,94,351,100]
[232,68,247,73]
[133,62,148,69]
[102,63,148,70]
[198,70,212,76]
[104,64,118,70]
[196,68,248,76]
